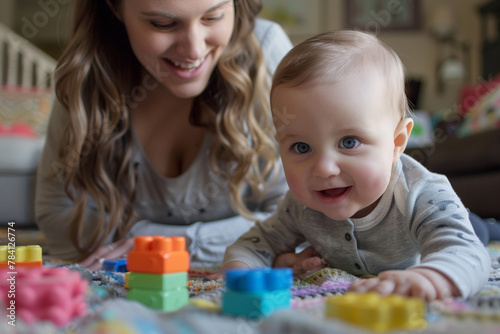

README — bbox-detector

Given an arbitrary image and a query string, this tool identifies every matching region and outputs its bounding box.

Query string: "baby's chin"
[323,211,356,221]
[313,201,377,221]
[311,205,359,221]
[294,191,373,221]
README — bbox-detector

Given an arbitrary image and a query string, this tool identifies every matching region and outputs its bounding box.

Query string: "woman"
[35,0,292,269]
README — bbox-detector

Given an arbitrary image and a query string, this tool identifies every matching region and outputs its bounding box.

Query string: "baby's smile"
[316,186,352,204]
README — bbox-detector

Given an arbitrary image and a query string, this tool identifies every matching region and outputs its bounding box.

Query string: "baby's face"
[272,69,402,220]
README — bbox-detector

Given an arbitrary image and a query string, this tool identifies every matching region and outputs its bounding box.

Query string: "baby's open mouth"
[319,187,350,198]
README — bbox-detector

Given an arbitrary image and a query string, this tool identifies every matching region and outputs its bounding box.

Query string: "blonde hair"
[55,0,278,260]
[271,30,409,120]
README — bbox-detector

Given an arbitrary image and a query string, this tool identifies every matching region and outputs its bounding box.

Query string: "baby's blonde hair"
[271,30,410,120]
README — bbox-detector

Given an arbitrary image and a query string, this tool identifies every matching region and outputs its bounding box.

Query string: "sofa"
[0,136,45,226]
[0,86,54,227]
[406,127,500,220]
[0,22,56,227]
[405,66,500,221]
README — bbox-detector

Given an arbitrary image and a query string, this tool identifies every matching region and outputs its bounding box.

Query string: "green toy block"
[222,290,291,318]
[127,287,189,312]
[128,271,188,291]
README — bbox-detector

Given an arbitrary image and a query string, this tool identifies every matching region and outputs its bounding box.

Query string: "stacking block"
[128,271,187,290]
[102,259,128,272]
[325,292,426,332]
[127,236,189,274]
[0,267,88,326]
[225,267,292,291]
[0,245,42,269]
[127,287,189,312]
[222,268,293,318]
[222,290,291,318]
[125,272,130,289]
[127,236,190,312]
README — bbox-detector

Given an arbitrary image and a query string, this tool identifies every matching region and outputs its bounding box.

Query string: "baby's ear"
[393,118,414,164]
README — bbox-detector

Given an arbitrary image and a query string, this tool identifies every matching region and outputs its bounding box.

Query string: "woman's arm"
[35,100,106,260]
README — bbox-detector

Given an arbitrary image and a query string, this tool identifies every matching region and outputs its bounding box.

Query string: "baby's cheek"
[359,163,391,192]
[284,173,299,190]
[284,173,304,197]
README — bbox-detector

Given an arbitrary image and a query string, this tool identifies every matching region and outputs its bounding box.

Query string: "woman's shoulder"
[254,18,284,37]
[254,18,293,74]
[46,97,69,131]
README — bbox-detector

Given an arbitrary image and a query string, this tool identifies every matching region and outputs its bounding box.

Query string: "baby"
[221,30,490,301]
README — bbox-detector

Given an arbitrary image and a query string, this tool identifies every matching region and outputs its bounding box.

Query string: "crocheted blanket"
[3,243,500,334]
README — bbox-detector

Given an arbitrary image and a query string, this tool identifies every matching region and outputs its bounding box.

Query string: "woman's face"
[117,0,235,99]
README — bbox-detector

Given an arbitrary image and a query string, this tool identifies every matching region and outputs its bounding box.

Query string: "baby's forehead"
[271,82,401,129]
[271,72,403,121]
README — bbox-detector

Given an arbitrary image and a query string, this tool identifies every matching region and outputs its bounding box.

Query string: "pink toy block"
[0,267,88,326]
[127,236,189,274]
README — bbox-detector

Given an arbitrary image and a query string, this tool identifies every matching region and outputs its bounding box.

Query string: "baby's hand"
[207,261,250,281]
[273,246,325,279]
[348,268,460,301]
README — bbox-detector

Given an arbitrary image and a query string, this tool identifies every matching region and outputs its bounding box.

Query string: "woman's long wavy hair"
[56,0,279,260]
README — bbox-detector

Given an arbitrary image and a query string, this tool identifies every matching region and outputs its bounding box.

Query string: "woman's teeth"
[170,57,205,71]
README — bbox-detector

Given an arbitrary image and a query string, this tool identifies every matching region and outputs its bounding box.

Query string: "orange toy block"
[127,236,189,274]
[0,245,42,269]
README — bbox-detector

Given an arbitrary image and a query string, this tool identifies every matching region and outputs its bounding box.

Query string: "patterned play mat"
[2,243,500,334]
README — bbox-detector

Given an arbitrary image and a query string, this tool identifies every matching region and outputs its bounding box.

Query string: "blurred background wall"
[0,0,494,113]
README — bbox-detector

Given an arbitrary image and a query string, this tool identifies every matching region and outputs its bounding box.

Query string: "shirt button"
[345,233,352,241]
[355,263,361,269]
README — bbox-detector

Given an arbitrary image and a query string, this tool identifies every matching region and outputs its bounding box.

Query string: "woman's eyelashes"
[150,14,224,30]
[205,14,224,23]
[151,21,176,30]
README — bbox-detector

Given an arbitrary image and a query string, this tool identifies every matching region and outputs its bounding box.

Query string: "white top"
[35,19,293,262]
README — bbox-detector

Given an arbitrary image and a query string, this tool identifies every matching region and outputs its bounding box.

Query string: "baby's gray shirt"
[223,154,491,298]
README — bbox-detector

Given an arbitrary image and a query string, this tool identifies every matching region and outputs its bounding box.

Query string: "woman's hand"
[79,238,135,271]
[348,268,460,301]
[273,246,325,279]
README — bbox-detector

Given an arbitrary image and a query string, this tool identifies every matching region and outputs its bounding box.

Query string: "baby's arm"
[218,192,306,275]
[209,261,250,281]
[348,267,460,301]
[273,245,325,279]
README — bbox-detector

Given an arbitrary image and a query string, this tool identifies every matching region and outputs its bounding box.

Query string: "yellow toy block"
[325,292,426,332]
[0,245,43,269]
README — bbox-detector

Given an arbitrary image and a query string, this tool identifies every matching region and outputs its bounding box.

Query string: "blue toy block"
[224,267,292,292]
[222,268,293,318]
[222,289,292,318]
[102,259,128,272]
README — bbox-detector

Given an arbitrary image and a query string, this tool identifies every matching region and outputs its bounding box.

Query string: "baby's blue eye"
[340,137,360,149]
[292,142,311,154]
